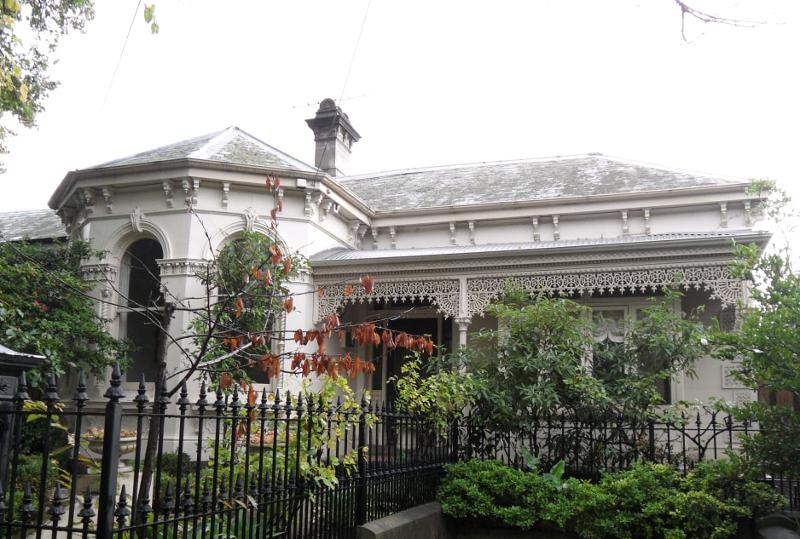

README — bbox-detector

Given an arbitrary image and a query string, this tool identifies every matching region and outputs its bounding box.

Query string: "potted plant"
[84,427,139,456]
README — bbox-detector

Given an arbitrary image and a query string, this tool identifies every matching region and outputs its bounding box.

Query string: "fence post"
[97,363,124,538]
[648,419,656,461]
[354,394,368,526]
[0,347,45,486]
[451,415,460,462]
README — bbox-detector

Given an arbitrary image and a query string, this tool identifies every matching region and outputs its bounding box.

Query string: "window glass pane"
[592,309,626,343]
[125,311,160,382]
[126,239,163,307]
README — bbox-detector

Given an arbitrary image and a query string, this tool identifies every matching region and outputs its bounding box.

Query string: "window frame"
[585,297,684,404]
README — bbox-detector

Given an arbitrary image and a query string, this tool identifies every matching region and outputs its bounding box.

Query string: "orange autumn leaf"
[269,244,283,265]
[317,286,325,298]
[381,329,395,349]
[282,257,293,274]
[293,329,304,344]
[291,352,305,370]
[343,283,354,297]
[360,274,375,295]
[234,297,244,319]
[283,297,294,312]
[220,373,233,390]
[270,207,278,222]
[248,385,256,407]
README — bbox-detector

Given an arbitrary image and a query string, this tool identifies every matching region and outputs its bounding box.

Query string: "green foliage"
[390,352,479,435]
[685,457,785,518]
[715,243,800,475]
[191,231,304,386]
[160,452,192,478]
[0,0,94,166]
[461,292,709,433]
[439,460,781,539]
[0,239,126,384]
[595,294,708,417]
[469,293,603,428]
[437,459,566,530]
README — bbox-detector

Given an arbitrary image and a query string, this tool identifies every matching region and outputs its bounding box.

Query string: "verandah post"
[97,363,124,538]
[354,394,368,526]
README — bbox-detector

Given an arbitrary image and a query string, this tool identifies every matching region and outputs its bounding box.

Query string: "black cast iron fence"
[0,365,456,538]
[461,409,800,509]
[2,364,799,539]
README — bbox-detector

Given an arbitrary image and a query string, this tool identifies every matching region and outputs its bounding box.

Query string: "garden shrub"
[438,459,567,530]
[439,459,783,539]
[685,456,786,518]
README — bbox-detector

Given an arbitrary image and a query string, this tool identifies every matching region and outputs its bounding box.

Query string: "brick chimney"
[305,98,360,176]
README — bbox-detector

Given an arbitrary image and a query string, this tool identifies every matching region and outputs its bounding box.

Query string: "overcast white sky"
[1,0,798,227]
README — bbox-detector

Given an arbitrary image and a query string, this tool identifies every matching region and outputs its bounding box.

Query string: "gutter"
[310,231,771,268]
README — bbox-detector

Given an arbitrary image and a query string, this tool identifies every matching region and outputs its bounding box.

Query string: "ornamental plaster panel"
[156,258,213,277]
[80,264,118,282]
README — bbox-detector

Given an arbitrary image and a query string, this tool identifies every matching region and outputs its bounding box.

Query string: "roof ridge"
[92,128,229,168]
[336,153,601,182]
[190,126,239,159]
[230,127,318,171]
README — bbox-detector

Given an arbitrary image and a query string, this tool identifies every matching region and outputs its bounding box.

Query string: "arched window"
[120,238,164,382]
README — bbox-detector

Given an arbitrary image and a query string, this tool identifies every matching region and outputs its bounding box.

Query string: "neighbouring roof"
[94,126,318,173]
[0,209,66,242]
[336,154,745,212]
[311,230,766,264]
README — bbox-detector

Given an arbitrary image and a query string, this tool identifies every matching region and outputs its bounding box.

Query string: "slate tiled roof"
[336,154,743,212]
[0,209,66,242]
[94,127,317,172]
[311,230,762,263]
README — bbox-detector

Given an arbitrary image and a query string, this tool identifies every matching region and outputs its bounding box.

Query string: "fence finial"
[178,381,190,408]
[44,372,59,402]
[157,369,170,405]
[14,371,29,401]
[114,484,130,528]
[48,482,66,522]
[134,373,149,408]
[78,486,95,523]
[197,380,208,407]
[74,369,89,403]
[104,361,125,399]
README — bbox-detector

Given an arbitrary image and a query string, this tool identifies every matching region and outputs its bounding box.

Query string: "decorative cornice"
[80,264,118,282]
[162,180,174,208]
[156,258,213,277]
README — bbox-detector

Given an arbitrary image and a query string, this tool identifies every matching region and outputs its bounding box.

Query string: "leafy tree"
[1,0,94,168]
[463,291,708,428]
[715,243,800,475]
[0,239,124,384]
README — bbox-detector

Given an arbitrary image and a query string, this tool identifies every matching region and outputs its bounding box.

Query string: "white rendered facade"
[45,102,768,409]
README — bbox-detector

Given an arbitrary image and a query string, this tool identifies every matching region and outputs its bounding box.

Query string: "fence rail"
[1,366,798,538]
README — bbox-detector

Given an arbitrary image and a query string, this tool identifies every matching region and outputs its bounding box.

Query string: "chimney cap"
[306,98,361,143]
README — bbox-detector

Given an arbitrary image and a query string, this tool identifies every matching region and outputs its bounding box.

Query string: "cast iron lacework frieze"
[315,265,744,321]
[316,279,460,320]
[466,265,744,317]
